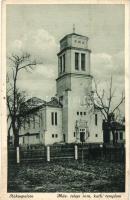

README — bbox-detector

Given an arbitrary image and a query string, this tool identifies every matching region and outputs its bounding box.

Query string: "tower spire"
[73,24,75,33]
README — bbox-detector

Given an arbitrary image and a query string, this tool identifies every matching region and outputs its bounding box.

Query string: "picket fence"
[8,143,125,164]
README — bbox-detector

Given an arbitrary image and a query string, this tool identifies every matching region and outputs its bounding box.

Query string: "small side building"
[103,120,125,145]
[109,122,125,144]
[19,97,63,146]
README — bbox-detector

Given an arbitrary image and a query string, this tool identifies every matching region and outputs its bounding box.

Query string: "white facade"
[19,32,103,146]
[44,106,63,145]
[56,33,103,144]
[19,101,63,146]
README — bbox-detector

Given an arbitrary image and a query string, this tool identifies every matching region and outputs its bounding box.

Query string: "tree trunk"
[7,135,10,147]
[12,123,19,148]
[112,130,116,145]
[14,133,19,148]
[8,122,12,147]
[103,128,110,144]
[11,123,19,164]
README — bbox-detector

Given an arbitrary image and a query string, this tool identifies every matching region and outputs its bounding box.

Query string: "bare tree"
[87,77,125,145]
[7,53,37,148]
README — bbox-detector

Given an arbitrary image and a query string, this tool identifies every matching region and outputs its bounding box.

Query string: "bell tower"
[56,31,93,143]
[56,32,92,96]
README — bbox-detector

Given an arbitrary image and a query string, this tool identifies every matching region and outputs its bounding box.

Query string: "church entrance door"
[80,129,86,142]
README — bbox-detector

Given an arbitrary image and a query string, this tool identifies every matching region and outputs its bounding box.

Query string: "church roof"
[26,97,46,108]
[46,97,62,108]
[26,96,62,111]
[60,32,88,42]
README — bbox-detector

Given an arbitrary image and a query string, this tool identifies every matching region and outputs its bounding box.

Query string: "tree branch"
[112,93,125,113]
[18,62,36,71]
[94,79,108,116]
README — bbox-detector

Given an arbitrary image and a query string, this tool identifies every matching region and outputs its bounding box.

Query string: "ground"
[8,160,125,193]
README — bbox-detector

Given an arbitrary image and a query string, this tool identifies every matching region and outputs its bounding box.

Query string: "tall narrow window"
[63,54,65,72]
[120,132,123,140]
[39,115,40,127]
[40,113,43,126]
[55,112,57,125]
[63,134,65,142]
[116,132,118,140]
[24,118,26,130]
[51,112,54,125]
[33,115,35,128]
[75,52,79,70]
[28,118,30,128]
[88,131,90,137]
[60,56,62,73]
[81,53,85,71]
[95,114,97,126]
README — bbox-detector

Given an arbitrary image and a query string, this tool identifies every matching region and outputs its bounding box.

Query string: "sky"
[6,4,125,112]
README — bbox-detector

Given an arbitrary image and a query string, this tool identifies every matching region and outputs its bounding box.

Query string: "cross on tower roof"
[73,24,75,33]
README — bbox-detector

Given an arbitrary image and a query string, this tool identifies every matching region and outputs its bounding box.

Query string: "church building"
[19,31,103,146]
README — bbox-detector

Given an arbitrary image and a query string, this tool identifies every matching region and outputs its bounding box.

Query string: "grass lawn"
[8,160,125,193]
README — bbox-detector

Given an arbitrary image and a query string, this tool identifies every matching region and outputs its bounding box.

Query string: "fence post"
[47,146,50,162]
[100,144,103,159]
[75,145,78,160]
[16,147,20,164]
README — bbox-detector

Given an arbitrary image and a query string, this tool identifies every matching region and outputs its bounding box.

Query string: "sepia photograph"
[2,1,128,197]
